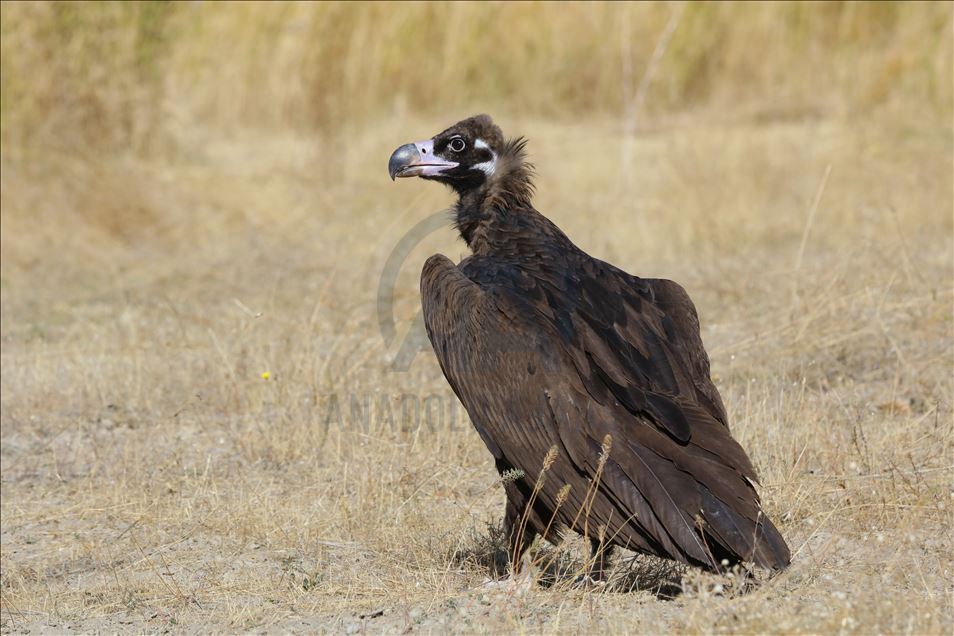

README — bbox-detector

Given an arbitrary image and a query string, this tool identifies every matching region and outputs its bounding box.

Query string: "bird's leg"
[493,494,537,578]
[588,536,614,582]
[575,535,614,588]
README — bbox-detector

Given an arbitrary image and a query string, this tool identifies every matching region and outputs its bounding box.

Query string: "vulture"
[388,115,790,578]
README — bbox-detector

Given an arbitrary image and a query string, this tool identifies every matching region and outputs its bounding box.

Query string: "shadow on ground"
[449,519,688,598]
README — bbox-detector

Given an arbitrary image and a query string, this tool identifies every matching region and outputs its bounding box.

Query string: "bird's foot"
[479,577,511,590]
[572,572,609,591]
[478,573,533,595]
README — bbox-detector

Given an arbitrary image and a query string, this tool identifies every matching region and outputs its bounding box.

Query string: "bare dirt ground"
[2,113,952,633]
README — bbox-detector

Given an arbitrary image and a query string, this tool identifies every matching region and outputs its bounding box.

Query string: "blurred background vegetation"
[1,1,951,155]
[1,5,952,631]
[1,0,951,338]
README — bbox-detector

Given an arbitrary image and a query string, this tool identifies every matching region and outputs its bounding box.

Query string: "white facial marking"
[472,138,496,175]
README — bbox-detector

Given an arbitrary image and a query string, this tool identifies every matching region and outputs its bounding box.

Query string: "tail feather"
[751,512,791,570]
[700,484,791,571]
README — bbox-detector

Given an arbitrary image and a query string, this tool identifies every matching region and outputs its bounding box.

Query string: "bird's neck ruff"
[453,137,535,252]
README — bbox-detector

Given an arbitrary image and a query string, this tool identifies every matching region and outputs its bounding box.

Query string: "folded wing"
[421,252,790,570]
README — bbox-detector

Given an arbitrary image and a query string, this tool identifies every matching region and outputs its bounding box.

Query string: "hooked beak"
[388,139,458,180]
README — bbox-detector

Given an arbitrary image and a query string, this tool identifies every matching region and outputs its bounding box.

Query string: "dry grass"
[2,2,953,634]
[2,2,951,150]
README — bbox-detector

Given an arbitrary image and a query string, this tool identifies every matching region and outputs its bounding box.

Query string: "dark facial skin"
[389,114,505,195]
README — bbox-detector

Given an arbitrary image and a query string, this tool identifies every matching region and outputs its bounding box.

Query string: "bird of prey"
[388,115,790,578]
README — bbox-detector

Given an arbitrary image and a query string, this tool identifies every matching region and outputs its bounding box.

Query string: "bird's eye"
[449,138,466,152]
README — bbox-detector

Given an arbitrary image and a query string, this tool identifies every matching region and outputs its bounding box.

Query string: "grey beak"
[389,143,421,181]
[388,139,459,180]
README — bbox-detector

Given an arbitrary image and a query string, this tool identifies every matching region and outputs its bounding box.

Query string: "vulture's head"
[388,115,531,202]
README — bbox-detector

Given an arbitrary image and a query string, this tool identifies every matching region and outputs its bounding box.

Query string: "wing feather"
[422,251,789,570]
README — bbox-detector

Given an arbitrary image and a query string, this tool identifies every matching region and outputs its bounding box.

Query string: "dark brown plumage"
[389,115,790,576]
